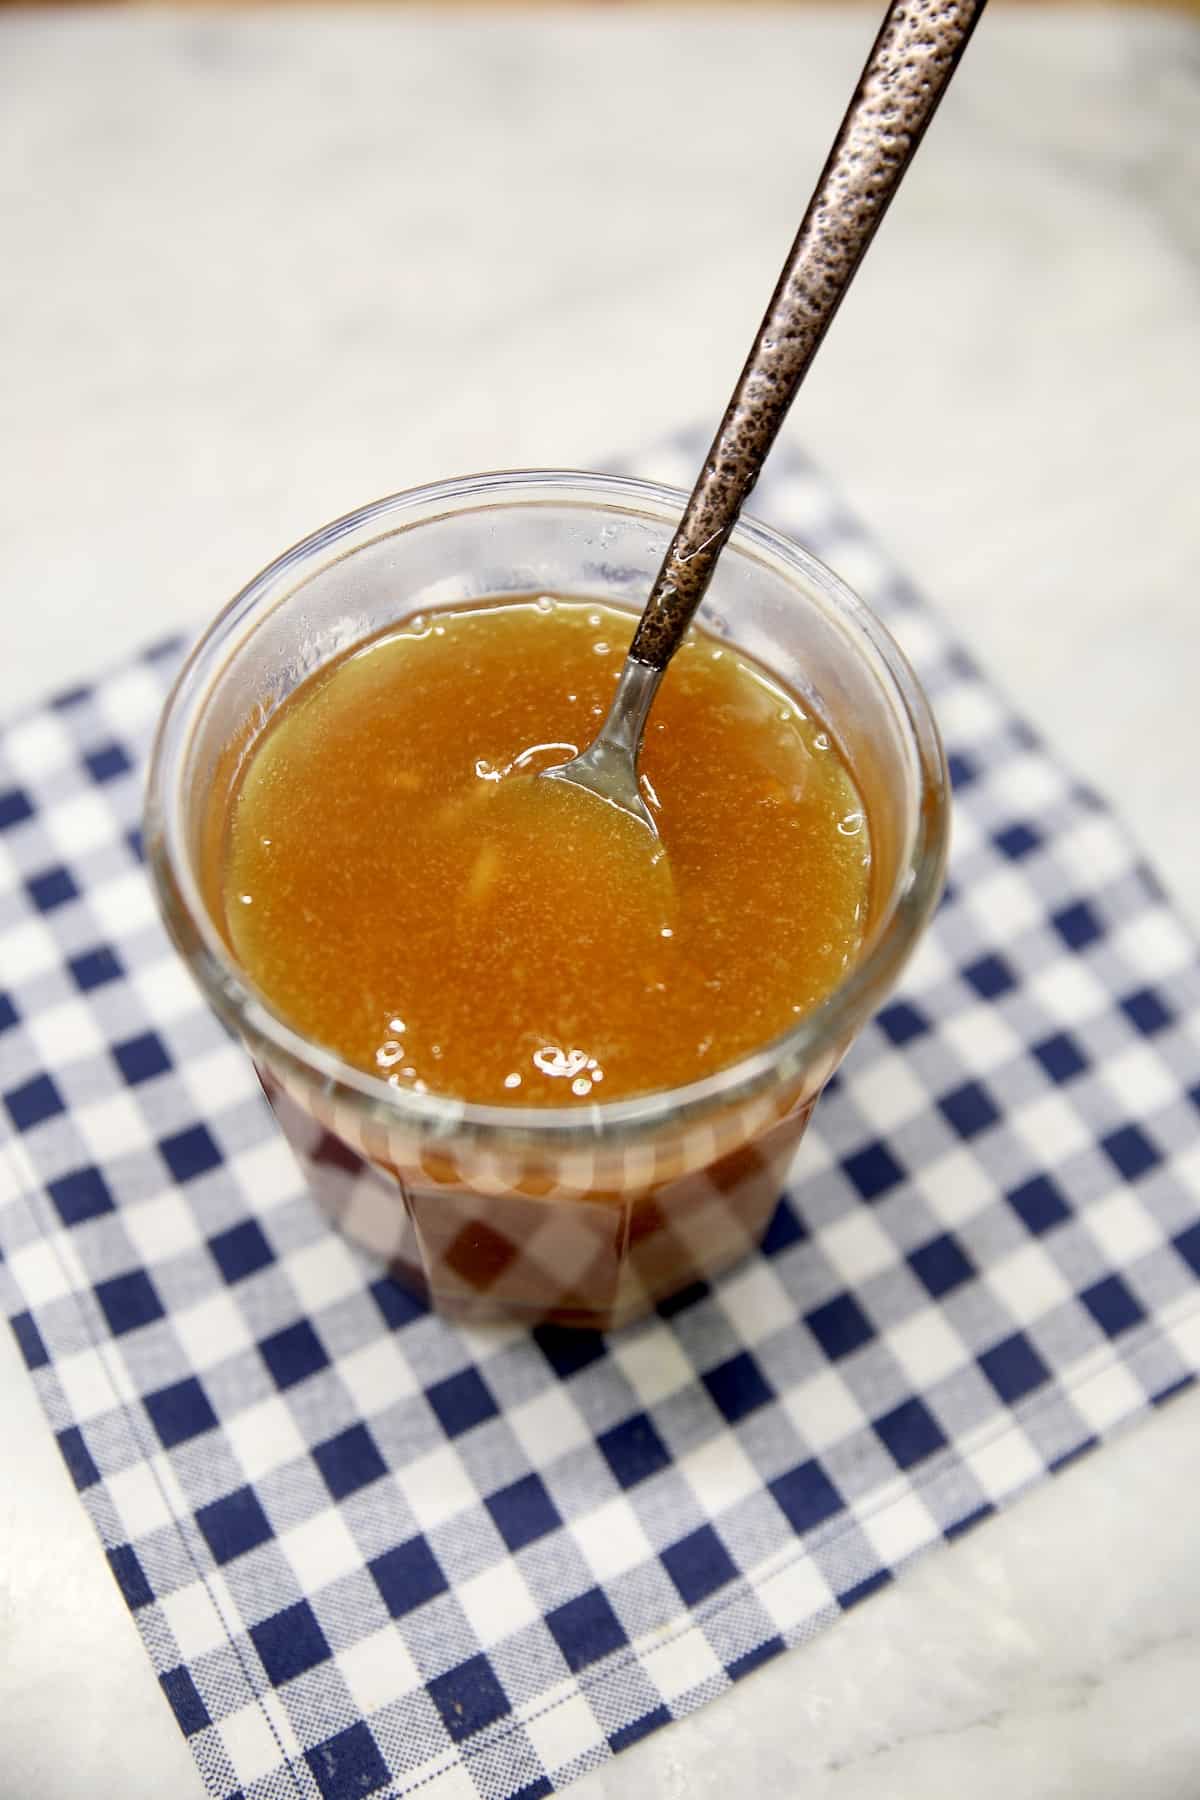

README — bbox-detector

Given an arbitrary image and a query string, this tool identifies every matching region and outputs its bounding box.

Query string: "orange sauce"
[219,598,870,1105]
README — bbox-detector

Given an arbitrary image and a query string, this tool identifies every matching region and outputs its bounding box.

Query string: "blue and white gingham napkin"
[3,439,1200,1800]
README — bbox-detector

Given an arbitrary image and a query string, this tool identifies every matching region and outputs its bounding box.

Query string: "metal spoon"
[543,0,986,838]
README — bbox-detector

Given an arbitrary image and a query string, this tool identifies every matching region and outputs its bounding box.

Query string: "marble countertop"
[2,8,1199,1797]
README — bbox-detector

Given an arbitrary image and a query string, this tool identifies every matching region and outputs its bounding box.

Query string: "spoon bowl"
[472,749,677,952]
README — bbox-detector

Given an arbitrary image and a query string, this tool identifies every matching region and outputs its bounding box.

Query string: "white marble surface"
[2,7,1199,1798]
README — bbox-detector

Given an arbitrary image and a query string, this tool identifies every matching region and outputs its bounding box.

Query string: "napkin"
[3,439,1199,1800]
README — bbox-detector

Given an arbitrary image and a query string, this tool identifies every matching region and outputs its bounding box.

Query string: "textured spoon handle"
[629,0,987,670]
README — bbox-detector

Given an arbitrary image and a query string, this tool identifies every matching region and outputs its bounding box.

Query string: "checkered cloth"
[3,439,1200,1800]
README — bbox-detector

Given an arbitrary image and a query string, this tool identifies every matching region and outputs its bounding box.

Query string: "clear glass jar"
[145,472,948,1330]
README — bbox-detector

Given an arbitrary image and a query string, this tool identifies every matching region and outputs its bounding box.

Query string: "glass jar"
[145,471,948,1330]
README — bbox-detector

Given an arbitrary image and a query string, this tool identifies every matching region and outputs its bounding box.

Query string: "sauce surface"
[220,598,870,1105]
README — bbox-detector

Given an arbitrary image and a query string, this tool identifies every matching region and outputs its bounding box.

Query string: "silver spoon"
[543,0,986,838]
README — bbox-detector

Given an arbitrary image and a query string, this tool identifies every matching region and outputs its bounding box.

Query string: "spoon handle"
[628,0,987,671]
